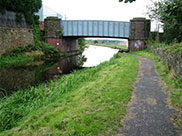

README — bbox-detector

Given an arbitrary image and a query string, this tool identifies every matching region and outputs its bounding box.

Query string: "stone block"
[0,27,34,55]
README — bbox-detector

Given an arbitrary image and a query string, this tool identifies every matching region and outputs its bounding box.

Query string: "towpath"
[116,54,179,136]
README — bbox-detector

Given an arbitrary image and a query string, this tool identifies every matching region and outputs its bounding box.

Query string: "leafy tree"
[119,0,136,3]
[94,40,98,44]
[147,0,182,43]
[0,0,42,25]
[78,38,86,53]
[78,38,86,47]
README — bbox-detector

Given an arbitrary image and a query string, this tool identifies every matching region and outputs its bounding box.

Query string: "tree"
[0,0,42,25]
[147,0,182,43]
[94,40,98,44]
[119,0,136,3]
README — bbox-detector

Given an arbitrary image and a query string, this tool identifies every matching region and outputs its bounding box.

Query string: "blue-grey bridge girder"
[61,20,130,39]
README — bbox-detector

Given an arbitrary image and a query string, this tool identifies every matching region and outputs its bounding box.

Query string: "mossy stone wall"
[0,11,34,55]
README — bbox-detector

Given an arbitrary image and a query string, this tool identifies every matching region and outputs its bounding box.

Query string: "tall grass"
[0,56,34,68]
[0,53,138,135]
[0,64,98,132]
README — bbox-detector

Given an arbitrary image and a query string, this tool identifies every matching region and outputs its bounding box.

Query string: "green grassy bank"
[0,53,138,136]
[0,42,62,68]
[131,49,182,128]
[90,44,128,50]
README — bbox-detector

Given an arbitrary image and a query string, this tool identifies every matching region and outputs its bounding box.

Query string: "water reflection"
[45,55,79,79]
[83,45,119,67]
[0,45,119,96]
[0,68,36,95]
[0,55,79,96]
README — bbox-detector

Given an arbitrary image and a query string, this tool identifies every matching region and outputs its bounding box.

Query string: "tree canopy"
[119,0,136,3]
[147,0,182,43]
[0,0,42,24]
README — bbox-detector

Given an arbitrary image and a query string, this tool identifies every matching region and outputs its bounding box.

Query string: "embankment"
[0,53,138,136]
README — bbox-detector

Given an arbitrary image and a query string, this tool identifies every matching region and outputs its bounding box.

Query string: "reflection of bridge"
[44,17,150,52]
[61,20,130,39]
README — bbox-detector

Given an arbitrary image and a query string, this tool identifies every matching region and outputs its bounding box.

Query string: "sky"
[42,0,155,22]
[42,0,158,40]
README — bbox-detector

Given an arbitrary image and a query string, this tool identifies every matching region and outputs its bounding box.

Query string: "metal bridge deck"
[61,20,130,39]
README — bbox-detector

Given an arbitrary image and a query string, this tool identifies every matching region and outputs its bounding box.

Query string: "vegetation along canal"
[0,45,119,96]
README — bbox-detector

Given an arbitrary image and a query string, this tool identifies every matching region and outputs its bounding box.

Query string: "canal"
[0,45,119,96]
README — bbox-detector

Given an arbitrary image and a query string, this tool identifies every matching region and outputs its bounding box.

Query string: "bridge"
[44,17,150,52]
[61,20,130,39]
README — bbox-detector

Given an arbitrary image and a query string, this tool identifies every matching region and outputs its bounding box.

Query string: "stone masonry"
[129,18,150,51]
[44,17,78,55]
[0,27,33,55]
[0,11,34,55]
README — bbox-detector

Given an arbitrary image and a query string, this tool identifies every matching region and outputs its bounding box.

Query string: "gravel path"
[116,55,179,136]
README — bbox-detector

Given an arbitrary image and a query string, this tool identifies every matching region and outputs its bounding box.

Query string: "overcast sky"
[42,0,156,21]
[42,0,159,38]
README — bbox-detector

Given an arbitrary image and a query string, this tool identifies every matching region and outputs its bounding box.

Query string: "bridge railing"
[61,20,130,39]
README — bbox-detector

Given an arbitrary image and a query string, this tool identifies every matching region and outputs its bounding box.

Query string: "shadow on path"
[116,54,179,136]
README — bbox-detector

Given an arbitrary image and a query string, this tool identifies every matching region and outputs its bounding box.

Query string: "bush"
[148,42,182,79]
[0,0,42,25]
[39,42,61,59]
[147,0,182,43]
[78,38,87,54]
[0,42,62,68]
[3,42,61,57]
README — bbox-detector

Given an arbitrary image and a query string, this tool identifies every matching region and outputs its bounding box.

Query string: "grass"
[91,44,128,50]
[131,48,155,60]
[147,41,182,56]
[0,56,34,68]
[0,53,139,136]
[131,48,182,128]
[0,42,62,68]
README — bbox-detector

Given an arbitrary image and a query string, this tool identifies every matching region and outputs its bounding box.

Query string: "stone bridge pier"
[129,18,150,51]
[44,17,78,56]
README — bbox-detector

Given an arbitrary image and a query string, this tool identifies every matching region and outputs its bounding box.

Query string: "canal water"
[0,45,119,96]
[83,45,119,67]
